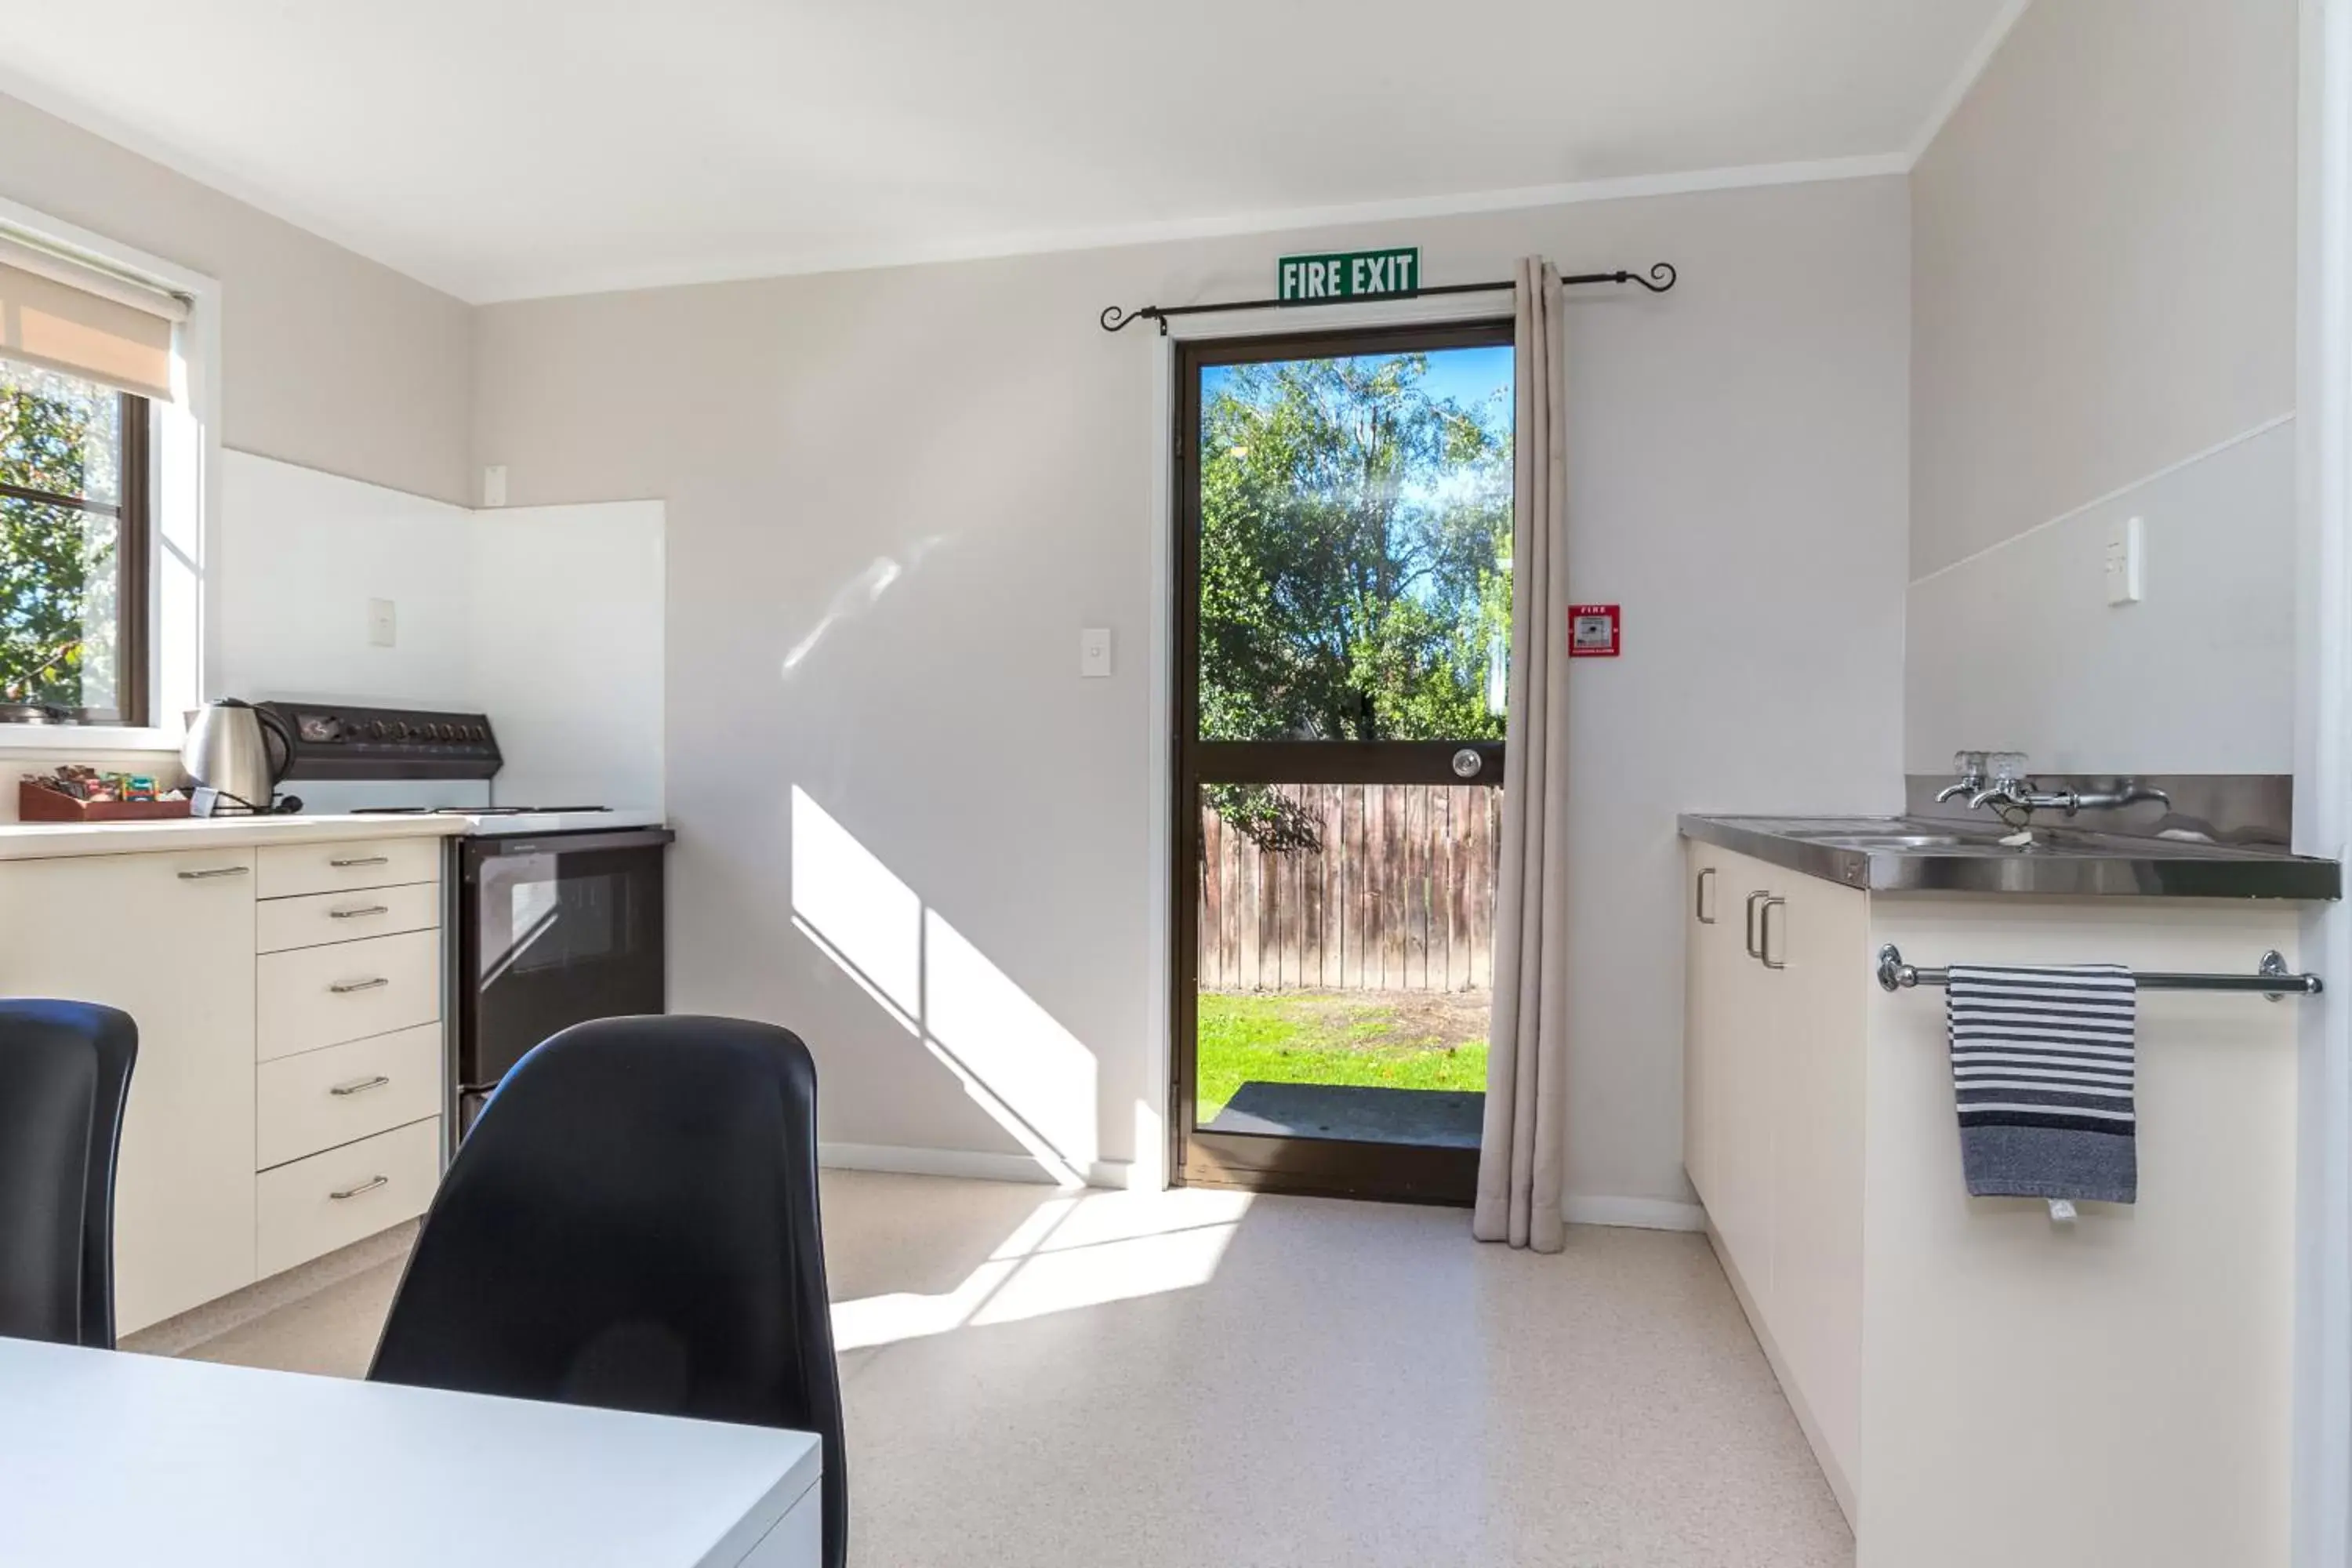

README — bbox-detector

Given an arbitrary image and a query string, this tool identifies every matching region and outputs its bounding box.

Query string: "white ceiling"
[0,0,2018,303]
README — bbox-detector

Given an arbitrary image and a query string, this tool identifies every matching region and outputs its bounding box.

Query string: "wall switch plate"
[2104,515,2144,605]
[367,597,397,648]
[483,465,508,508]
[1080,627,1113,678]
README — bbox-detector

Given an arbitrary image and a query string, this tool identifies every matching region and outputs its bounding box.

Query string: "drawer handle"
[329,977,390,995]
[329,1175,389,1201]
[1760,896,1789,971]
[177,865,250,880]
[328,1074,392,1098]
[328,904,391,920]
[329,855,392,869]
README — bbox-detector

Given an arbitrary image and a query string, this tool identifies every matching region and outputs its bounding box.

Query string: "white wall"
[214,452,664,810]
[219,451,476,710]
[470,503,666,812]
[0,89,475,506]
[1907,0,2300,773]
[472,176,1912,1207]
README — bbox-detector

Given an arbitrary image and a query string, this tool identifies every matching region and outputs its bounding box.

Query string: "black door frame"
[1169,316,1513,1204]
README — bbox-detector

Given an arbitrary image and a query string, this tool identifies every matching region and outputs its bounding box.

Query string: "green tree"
[0,362,120,710]
[1198,353,1511,746]
[1197,350,1512,851]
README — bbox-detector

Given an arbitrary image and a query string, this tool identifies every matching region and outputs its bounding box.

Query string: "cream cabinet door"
[1763,870,1867,1506]
[1683,841,1730,1205]
[0,850,259,1334]
[1714,852,1778,1285]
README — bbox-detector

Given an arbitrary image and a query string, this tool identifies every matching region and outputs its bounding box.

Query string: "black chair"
[370,1015,846,1568]
[0,1000,138,1348]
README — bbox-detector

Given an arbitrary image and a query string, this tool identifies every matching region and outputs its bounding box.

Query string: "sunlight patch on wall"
[789,783,1102,1185]
[789,783,922,1018]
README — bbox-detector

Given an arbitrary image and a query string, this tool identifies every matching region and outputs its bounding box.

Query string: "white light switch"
[367,597,397,648]
[483,465,508,508]
[2104,516,2144,606]
[1080,627,1113,679]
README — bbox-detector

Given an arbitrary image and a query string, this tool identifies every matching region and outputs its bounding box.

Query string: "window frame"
[0,381,151,728]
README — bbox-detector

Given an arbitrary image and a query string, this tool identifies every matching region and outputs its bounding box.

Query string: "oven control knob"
[367,721,387,739]
[387,721,408,740]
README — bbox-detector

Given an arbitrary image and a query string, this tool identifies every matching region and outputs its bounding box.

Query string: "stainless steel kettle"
[181,699,296,817]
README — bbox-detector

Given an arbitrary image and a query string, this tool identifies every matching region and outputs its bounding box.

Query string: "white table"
[0,1339,822,1566]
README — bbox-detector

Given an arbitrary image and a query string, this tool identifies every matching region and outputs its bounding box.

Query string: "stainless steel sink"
[1802,831,1990,851]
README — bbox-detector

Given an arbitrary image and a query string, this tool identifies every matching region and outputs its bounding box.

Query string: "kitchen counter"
[1679,813,2340,899]
[0,812,469,862]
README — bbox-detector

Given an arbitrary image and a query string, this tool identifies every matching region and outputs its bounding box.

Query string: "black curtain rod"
[1098,262,1675,334]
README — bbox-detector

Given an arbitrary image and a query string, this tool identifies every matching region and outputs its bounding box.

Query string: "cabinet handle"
[1695,866,1718,924]
[177,865,249,880]
[329,1175,388,1201]
[328,855,391,869]
[328,904,390,920]
[328,1074,391,1098]
[1760,897,1788,971]
[329,977,390,994]
[1744,891,1771,959]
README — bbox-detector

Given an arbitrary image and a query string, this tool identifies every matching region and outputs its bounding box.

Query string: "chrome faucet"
[1935,751,1987,804]
[1944,750,2172,818]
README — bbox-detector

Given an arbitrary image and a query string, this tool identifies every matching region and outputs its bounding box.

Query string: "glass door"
[1172,320,1513,1203]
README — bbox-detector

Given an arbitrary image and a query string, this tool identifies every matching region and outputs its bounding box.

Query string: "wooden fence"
[1197,782,1503,993]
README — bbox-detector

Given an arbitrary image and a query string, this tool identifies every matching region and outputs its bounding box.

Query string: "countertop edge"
[1679,814,2343,902]
[0,814,470,862]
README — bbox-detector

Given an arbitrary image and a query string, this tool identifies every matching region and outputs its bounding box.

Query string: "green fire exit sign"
[1277,247,1421,303]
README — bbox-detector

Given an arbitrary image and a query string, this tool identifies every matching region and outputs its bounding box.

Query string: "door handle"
[328,855,391,869]
[329,1175,388,1201]
[1744,891,1770,959]
[329,977,390,995]
[1760,897,1788,971]
[328,1075,391,1098]
[177,865,249,880]
[1695,866,1718,924]
[328,905,390,920]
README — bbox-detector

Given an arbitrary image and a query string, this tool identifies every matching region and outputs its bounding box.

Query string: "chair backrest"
[369,1015,845,1568]
[0,1000,138,1348]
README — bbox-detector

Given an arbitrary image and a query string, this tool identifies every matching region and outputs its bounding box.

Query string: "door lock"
[1450,749,1485,779]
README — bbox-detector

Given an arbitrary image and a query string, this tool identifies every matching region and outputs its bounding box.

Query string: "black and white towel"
[1947,964,2137,1204]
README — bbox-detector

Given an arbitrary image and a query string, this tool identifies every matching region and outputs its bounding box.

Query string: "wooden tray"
[16,782,192,822]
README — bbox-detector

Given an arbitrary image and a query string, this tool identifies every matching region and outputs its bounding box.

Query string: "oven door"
[459,827,673,1107]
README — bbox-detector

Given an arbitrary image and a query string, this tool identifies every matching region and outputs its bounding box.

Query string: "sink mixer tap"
[1945,751,2171,818]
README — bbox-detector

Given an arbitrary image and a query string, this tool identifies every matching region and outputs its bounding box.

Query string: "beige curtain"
[1474,257,1570,1253]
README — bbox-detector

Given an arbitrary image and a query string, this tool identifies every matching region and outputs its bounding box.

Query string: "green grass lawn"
[1195,990,1489,1123]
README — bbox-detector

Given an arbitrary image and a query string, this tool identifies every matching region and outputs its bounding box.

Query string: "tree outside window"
[0,358,140,720]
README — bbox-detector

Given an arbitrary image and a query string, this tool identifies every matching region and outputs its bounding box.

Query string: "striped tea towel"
[1947,964,2137,1204]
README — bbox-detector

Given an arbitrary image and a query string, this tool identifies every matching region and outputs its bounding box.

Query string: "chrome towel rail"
[1875,944,2322,999]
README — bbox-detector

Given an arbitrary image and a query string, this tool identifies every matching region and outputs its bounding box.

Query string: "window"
[0,356,148,724]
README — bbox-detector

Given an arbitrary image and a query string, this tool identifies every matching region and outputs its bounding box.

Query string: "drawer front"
[256,1023,444,1170]
[258,837,443,900]
[257,880,441,953]
[257,927,441,1062]
[256,1117,440,1278]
